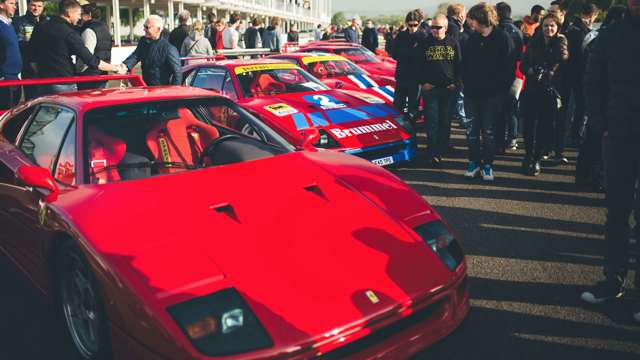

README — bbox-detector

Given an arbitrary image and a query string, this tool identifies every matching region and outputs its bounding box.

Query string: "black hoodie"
[391,29,427,81]
[462,27,515,97]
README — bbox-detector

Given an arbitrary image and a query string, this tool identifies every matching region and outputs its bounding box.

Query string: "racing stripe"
[380,86,395,97]
[372,86,394,102]
[347,75,368,89]
[361,74,379,88]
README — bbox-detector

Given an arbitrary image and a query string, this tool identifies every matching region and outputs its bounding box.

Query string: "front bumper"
[345,139,417,166]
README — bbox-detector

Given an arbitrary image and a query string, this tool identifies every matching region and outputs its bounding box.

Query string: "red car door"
[0,104,76,290]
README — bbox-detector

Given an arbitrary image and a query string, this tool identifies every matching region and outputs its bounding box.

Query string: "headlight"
[314,128,341,148]
[167,288,272,356]
[414,220,464,271]
[393,115,414,134]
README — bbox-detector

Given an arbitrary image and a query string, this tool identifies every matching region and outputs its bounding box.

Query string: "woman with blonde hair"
[180,19,214,63]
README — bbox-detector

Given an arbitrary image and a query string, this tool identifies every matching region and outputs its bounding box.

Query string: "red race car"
[268,53,396,95]
[0,86,469,359]
[300,44,396,81]
[182,59,415,166]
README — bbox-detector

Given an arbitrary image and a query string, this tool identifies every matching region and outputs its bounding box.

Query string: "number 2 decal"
[303,94,347,109]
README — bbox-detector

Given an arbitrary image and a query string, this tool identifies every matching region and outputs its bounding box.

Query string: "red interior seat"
[251,73,286,95]
[146,108,220,173]
[88,126,127,184]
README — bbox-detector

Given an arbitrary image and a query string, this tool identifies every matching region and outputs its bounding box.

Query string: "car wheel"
[56,240,111,360]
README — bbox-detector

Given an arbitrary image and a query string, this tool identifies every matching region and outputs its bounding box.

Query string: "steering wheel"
[198,135,242,167]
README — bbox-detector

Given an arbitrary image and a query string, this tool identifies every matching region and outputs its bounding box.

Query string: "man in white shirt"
[222,13,240,49]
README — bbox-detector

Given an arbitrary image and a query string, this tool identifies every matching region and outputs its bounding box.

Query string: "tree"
[331,11,347,26]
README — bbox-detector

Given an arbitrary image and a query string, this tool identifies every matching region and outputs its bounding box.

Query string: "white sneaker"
[464,161,481,178]
[482,165,494,181]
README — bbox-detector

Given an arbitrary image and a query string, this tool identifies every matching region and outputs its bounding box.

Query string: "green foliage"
[371,14,405,27]
[331,11,347,26]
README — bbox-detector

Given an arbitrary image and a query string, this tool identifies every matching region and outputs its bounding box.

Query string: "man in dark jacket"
[580,0,640,324]
[565,3,599,141]
[392,10,427,126]
[496,2,524,153]
[344,18,359,44]
[29,0,119,95]
[447,3,469,133]
[122,15,181,85]
[12,0,45,99]
[416,14,462,167]
[462,3,514,181]
[244,17,262,49]
[77,3,112,90]
[169,10,190,51]
[0,0,20,108]
[361,19,378,53]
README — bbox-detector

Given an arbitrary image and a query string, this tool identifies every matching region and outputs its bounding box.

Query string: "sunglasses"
[407,22,419,27]
[431,25,444,30]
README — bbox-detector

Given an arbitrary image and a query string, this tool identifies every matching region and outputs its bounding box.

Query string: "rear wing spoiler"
[0,74,146,112]
[0,74,146,88]
[180,48,278,62]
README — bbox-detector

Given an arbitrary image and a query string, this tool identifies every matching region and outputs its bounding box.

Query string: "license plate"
[372,156,394,166]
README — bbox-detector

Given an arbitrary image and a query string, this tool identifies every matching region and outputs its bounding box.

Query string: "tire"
[55,240,112,360]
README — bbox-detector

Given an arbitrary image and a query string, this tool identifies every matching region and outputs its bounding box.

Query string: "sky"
[332,0,548,18]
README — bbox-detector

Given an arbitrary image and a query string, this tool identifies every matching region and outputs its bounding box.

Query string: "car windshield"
[234,64,329,98]
[334,48,380,63]
[83,98,293,184]
[303,57,364,78]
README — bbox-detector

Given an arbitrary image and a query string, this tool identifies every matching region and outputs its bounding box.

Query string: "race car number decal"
[303,94,346,109]
[264,103,299,117]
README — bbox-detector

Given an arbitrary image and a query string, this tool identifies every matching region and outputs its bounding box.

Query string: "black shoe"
[528,161,541,176]
[580,277,625,304]
[431,156,442,168]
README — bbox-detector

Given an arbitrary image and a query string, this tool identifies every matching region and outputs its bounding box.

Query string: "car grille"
[316,299,445,359]
[354,143,406,161]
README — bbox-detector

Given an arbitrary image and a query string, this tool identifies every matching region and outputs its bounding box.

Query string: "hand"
[422,83,434,91]
[446,84,456,91]
[116,64,128,75]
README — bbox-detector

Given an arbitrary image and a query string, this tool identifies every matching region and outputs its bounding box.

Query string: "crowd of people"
[0,0,309,103]
[384,0,639,322]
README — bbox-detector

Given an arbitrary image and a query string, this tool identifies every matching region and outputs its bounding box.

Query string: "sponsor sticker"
[234,63,298,75]
[343,91,385,104]
[329,119,398,139]
[264,103,299,117]
[301,55,348,64]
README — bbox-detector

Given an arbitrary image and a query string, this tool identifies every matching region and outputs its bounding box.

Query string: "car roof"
[25,86,219,113]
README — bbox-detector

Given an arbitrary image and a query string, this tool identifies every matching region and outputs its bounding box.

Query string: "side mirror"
[301,127,320,152]
[16,165,59,203]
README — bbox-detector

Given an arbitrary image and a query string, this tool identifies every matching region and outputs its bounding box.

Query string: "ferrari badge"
[365,290,380,304]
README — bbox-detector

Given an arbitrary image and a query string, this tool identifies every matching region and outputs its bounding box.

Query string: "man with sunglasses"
[391,10,427,129]
[416,14,462,167]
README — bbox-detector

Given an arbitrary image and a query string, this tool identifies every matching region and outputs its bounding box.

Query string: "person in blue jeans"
[462,3,514,181]
[416,14,462,167]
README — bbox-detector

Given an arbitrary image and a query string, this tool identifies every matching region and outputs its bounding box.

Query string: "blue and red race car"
[182,59,415,166]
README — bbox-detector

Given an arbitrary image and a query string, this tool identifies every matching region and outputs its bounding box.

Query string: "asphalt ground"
[1,124,638,359]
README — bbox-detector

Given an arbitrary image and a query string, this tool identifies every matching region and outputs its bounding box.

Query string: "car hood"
[54,151,449,350]
[242,90,409,149]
